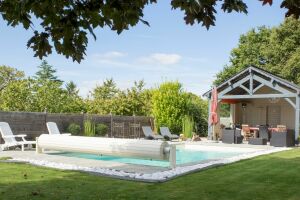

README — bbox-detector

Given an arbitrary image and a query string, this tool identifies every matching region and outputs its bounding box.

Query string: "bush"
[67,123,81,135]
[84,119,95,136]
[152,81,187,133]
[182,115,194,138]
[95,123,108,136]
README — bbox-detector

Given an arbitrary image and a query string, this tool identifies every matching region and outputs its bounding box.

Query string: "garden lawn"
[1,149,300,200]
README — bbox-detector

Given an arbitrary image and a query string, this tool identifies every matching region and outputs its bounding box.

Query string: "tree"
[87,79,151,116]
[65,81,85,113]
[91,78,118,100]
[215,17,300,85]
[185,93,208,136]
[0,65,24,91]
[0,79,33,111]
[0,0,299,62]
[66,81,79,96]
[31,80,66,113]
[34,60,62,83]
[115,80,151,116]
[151,81,187,133]
[88,78,119,114]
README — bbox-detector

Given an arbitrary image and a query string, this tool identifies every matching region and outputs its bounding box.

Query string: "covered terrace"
[203,66,300,141]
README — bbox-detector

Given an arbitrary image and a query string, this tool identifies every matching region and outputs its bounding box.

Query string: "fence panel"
[0,111,152,143]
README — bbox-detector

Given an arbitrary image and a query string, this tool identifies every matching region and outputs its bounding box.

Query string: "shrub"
[84,119,95,136]
[152,81,188,133]
[95,123,108,136]
[182,115,194,138]
[67,123,81,135]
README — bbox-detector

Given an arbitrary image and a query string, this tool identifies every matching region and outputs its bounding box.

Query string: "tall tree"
[34,60,62,83]
[66,81,79,96]
[91,78,118,100]
[115,80,151,116]
[0,65,24,91]
[215,17,300,85]
[0,0,299,62]
[185,93,208,135]
[151,81,187,133]
[88,78,119,114]
[65,81,85,113]
[0,79,33,111]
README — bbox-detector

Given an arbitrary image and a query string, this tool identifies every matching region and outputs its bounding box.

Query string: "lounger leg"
[169,145,176,169]
[21,144,24,151]
[36,139,43,154]
[36,146,43,153]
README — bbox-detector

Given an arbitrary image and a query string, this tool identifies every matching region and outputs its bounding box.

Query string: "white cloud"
[93,51,126,59]
[137,53,182,65]
[91,51,129,67]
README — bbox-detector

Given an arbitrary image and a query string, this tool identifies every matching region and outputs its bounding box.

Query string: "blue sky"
[0,1,286,97]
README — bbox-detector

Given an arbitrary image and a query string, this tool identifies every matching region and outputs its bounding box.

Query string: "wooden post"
[249,69,253,95]
[295,96,300,140]
[230,104,235,126]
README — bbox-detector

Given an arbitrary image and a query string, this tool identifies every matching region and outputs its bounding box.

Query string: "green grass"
[0,156,12,160]
[1,149,300,200]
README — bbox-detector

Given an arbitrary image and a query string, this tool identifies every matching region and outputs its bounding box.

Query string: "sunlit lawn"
[1,149,300,200]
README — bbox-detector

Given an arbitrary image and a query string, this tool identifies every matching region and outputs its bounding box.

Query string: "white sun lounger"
[142,126,164,140]
[160,127,179,140]
[0,122,36,151]
[46,122,71,136]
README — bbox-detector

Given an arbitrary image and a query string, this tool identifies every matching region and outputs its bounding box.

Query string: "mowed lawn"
[1,149,300,200]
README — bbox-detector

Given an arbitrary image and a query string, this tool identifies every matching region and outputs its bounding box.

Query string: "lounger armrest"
[62,133,71,136]
[2,134,27,138]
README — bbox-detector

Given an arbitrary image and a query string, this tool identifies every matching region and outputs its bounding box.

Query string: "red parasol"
[210,86,218,125]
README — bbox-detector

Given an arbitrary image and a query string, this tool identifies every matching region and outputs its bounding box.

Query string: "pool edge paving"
[0,144,291,182]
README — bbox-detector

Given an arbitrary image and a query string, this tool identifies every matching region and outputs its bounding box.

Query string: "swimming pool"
[48,145,247,167]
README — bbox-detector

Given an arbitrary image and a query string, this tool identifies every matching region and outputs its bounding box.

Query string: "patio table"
[249,127,280,138]
[249,127,259,138]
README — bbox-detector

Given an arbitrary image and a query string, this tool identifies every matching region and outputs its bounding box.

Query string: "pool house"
[203,66,300,141]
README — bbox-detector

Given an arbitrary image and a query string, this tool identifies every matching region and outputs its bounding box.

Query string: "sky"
[0,1,286,97]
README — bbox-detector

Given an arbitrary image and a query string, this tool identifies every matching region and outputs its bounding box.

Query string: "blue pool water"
[49,147,242,167]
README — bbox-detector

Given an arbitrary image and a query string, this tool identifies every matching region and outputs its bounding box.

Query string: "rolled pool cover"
[36,134,170,160]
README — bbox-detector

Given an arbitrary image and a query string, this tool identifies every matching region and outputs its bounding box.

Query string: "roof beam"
[253,74,294,95]
[221,93,297,99]
[249,69,253,95]
[203,68,250,97]
[251,67,299,92]
[218,76,250,98]
[284,98,296,109]
[253,83,264,93]
[240,85,250,94]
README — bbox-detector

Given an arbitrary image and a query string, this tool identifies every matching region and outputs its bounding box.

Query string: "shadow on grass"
[1,149,300,200]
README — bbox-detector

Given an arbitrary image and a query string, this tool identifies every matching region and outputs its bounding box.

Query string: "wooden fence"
[0,111,153,144]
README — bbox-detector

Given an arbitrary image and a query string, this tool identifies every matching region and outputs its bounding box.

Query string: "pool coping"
[0,145,291,183]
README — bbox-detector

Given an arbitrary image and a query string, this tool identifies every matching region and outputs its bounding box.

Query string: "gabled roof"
[203,65,300,98]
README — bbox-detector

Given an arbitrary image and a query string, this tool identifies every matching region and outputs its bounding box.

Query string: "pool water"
[48,147,243,167]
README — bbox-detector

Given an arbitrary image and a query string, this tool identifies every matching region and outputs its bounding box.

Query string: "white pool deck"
[0,141,291,182]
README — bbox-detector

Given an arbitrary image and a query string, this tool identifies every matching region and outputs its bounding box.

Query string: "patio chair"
[142,126,164,140]
[222,128,243,144]
[249,125,268,145]
[277,125,287,132]
[46,122,71,136]
[242,124,252,141]
[160,127,179,140]
[235,129,244,144]
[259,125,270,141]
[270,130,295,147]
[112,122,124,138]
[0,122,35,151]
